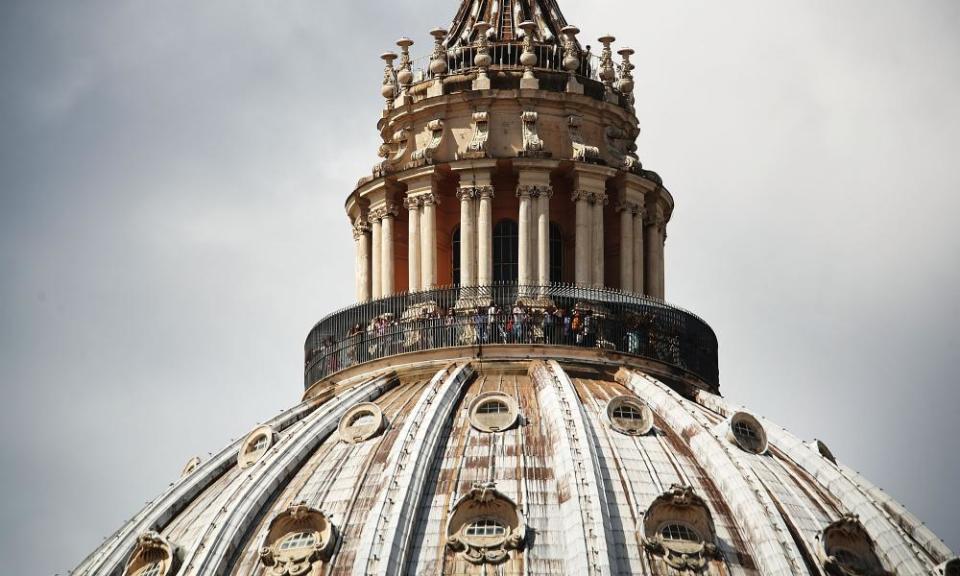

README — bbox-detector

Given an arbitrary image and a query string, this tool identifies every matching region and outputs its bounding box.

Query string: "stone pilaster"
[405,196,422,293]
[457,187,478,287]
[591,192,607,287]
[353,219,372,302]
[420,193,439,290]
[476,187,495,286]
[618,203,634,292]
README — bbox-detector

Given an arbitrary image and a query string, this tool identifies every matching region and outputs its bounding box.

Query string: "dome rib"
[179,374,396,576]
[352,363,474,576]
[617,369,808,575]
[446,0,574,48]
[696,390,944,573]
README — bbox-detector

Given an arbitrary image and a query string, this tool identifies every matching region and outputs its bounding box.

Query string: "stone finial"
[396,37,414,95]
[598,35,617,90]
[429,28,448,76]
[473,21,493,90]
[561,25,584,94]
[561,25,581,72]
[617,47,636,95]
[519,21,539,89]
[380,52,398,111]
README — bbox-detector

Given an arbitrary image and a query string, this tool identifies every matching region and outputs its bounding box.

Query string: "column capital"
[352,220,371,240]
[369,202,401,222]
[646,203,667,227]
[420,192,441,206]
[616,201,638,213]
[403,196,423,210]
[457,185,492,201]
[589,191,609,205]
[518,185,551,198]
[572,190,591,203]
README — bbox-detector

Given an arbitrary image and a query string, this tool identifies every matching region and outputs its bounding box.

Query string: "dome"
[72,0,956,574]
[74,356,956,576]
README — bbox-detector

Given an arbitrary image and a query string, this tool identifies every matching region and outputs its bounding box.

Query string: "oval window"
[607,396,654,436]
[728,412,768,454]
[468,393,519,433]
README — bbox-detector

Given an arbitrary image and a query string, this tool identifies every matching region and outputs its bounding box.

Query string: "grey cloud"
[1,1,958,574]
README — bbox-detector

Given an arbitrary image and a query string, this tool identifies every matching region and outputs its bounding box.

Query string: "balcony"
[304,284,719,391]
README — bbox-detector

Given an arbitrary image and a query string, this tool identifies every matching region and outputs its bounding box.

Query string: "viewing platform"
[304,283,719,392]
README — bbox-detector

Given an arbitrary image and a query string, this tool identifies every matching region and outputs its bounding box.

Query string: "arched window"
[278,531,318,551]
[137,564,162,576]
[452,226,461,285]
[493,219,519,283]
[550,223,564,284]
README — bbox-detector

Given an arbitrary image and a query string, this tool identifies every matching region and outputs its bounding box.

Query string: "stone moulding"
[445,481,527,565]
[258,502,337,575]
[817,514,892,576]
[123,531,181,576]
[641,484,722,573]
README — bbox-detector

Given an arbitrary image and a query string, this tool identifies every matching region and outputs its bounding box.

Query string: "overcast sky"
[1,1,957,574]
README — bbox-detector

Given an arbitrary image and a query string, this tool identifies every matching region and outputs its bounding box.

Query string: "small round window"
[607,396,654,436]
[468,392,520,433]
[238,425,275,469]
[728,412,768,454]
[339,402,386,444]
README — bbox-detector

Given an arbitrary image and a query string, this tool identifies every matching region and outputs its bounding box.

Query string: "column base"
[520,77,540,90]
[427,78,444,98]
[473,74,492,91]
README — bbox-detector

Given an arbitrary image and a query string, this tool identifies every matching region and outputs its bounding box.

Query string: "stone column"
[619,203,634,292]
[537,188,552,286]
[645,204,666,299]
[591,192,607,287]
[573,191,592,286]
[380,204,398,296]
[517,186,535,288]
[353,220,372,302]
[370,215,382,299]
[477,187,495,286]
[458,188,477,287]
[421,194,438,290]
[405,197,421,293]
[633,205,645,295]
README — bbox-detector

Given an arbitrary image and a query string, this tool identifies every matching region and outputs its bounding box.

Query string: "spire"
[446,0,575,48]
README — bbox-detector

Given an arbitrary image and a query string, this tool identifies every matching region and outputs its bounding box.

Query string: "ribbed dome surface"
[73,358,956,576]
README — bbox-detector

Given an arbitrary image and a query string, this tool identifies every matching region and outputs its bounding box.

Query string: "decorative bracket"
[569,115,601,163]
[519,111,551,158]
[459,111,490,159]
[409,119,445,168]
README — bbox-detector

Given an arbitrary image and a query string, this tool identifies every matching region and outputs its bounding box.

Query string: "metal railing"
[304,284,719,390]
[410,43,606,84]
